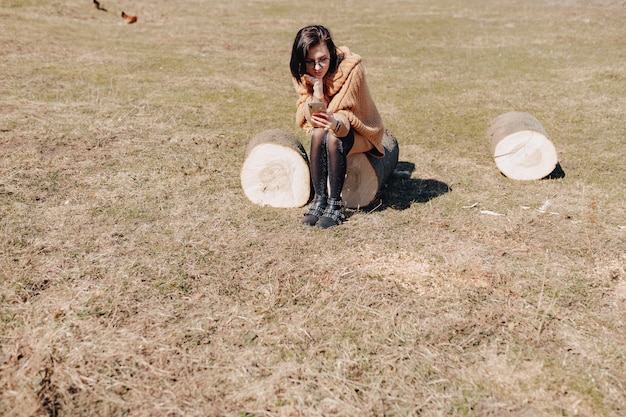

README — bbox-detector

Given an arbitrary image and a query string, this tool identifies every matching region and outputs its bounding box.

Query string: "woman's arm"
[294,76,329,130]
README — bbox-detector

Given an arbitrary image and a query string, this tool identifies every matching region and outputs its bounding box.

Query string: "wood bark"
[343,129,400,209]
[240,129,311,208]
[486,111,559,180]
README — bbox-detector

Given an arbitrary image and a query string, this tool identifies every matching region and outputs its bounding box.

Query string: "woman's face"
[305,42,331,79]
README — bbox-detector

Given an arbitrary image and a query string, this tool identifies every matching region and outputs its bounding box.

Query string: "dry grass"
[1,0,625,416]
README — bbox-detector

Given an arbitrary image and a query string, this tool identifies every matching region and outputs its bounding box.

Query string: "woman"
[290,25,384,228]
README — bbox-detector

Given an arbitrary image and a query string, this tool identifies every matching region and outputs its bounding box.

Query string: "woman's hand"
[303,74,324,100]
[310,111,339,132]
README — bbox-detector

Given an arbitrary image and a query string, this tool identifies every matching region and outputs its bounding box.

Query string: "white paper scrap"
[480,209,505,217]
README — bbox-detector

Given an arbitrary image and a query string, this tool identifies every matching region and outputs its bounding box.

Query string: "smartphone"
[308,101,327,114]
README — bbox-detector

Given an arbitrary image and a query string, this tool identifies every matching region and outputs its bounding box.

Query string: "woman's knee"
[325,132,340,148]
[326,133,352,155]
[310,128,327,147]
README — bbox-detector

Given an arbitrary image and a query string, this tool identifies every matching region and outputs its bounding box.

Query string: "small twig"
[299,327,314,342]
[367,200,383,213]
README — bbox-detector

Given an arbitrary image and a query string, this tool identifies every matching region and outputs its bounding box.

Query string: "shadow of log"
[542,162,565,180]
[374,161,451,211]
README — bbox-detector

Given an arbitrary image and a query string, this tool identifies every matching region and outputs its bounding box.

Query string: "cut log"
[342,129,400,209]
[241,129,311,208]
[486,111,558,180]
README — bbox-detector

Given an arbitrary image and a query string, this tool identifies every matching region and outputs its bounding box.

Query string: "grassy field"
[1,0,625,416]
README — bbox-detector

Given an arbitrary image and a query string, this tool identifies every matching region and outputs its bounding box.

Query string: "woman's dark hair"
[290,25,341,83]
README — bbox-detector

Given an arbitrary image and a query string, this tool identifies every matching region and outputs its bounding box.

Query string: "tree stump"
[240,129,311,208]
[486,111,559,180]
[342,129,400,209]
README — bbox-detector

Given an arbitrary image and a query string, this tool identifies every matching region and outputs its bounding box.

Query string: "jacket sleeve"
[329,64,385,156]
[294,78,316,132]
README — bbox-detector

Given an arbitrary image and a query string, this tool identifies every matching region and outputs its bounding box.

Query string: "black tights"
[309,128,354,200]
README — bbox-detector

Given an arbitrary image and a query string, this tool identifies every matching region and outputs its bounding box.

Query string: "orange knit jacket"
[294,46,385,157]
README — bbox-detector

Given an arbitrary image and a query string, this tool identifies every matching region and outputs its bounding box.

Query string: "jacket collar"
[324,46,362,96]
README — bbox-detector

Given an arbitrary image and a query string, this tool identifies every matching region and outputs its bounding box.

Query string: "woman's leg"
[317,130,354,229]
[302,128,329,226]
[326,130,354,199]
[309,128,328,197]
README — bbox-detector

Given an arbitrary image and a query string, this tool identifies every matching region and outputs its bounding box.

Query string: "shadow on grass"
[543,162,566,180]
[375,161,451,211]
[497,162,566,180]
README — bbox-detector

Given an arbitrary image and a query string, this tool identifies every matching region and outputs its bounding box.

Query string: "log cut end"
[343,153,379,209]
[241,130,311,208]
[487,112,559,181]
[493,130,558,180]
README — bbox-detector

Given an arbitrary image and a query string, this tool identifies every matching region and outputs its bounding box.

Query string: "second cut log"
[486,111,558,180]
[342,129,399,209]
